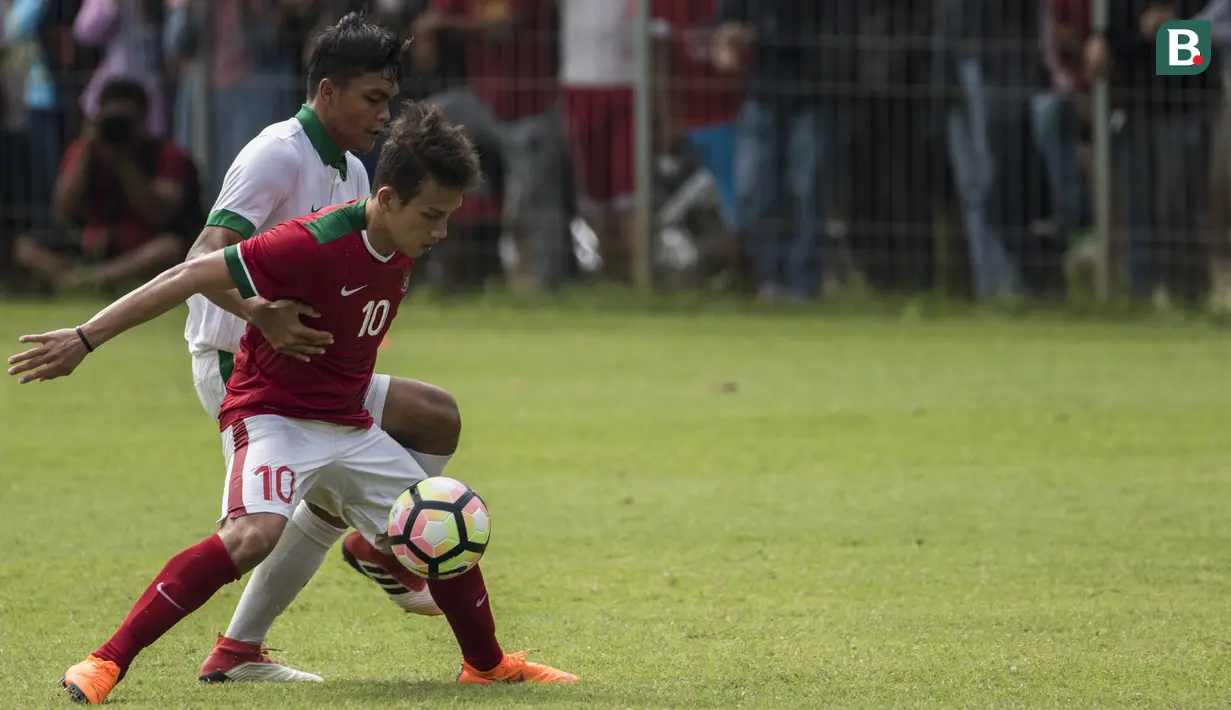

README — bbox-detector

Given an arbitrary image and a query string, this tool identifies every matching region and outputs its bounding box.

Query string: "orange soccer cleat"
[457,651,578,684]
[60,655,121,704]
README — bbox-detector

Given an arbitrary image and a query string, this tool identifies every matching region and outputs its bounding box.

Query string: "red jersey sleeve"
[223,222,318,301]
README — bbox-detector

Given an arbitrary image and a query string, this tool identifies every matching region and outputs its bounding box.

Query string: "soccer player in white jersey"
[181,14,461,682]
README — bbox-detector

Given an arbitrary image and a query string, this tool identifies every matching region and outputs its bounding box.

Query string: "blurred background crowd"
[2,0,1230,308]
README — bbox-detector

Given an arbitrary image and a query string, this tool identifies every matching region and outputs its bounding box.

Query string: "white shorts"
[192,351,391,428]
[219,414,425,549]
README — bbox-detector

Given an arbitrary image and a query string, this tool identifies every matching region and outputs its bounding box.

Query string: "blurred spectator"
[1200,0,1231,310]
[414,0,567,292]
[13,78,200,293]
[1,0,1225,307]
[164,0,300,200]
[938,0,1052,299]
[1033,0,1092,253]
[560,0,637,282]
[342,0,511,295]
[650,0,746,286]
[1094,0,1221,305]
[650,0,741,228]
[1,0,29,277]
[5,0,86,262]
[74,0,167,136]
[842,0,940,294]
[713,0,846,302]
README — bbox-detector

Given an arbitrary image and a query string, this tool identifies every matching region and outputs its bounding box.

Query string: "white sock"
[407,450,452,478]
[224,501,346,644]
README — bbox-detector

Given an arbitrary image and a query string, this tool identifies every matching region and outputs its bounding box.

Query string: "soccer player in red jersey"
[8,106,577,705]
[187,18,453,682]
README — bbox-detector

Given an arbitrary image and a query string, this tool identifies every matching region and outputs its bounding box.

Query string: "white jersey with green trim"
[184,105,370,358]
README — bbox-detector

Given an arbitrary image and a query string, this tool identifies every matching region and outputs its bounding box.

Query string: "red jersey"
[218,199,414,431]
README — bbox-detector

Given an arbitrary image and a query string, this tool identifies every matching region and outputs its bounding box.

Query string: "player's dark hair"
[373,103,483,200]
[98,77,150,117]
[305,12,406,98]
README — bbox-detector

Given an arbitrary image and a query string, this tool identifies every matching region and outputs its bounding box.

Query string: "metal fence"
[1,0,1226,308]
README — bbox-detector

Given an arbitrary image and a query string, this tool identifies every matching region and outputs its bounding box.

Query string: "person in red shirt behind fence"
[413,0,567,293]
[13,78,200,296]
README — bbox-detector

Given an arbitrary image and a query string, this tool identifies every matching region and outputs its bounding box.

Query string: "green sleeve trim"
[206,209,257,239]
[223,244,257,299]
[218,351,235,385]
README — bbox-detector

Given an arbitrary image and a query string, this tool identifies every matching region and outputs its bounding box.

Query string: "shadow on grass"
[174,677,657,709]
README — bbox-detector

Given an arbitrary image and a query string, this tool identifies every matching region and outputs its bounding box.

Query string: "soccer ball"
[387,477,490,579]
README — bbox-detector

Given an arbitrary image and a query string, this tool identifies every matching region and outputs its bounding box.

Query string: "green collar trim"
[295,104,347,180]
[305,199,368,245]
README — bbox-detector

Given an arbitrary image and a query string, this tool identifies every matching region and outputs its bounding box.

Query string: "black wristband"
[75,326,95,353]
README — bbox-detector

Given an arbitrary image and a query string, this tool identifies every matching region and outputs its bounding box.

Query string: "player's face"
[327,72,398,152]
[379,181,465,258]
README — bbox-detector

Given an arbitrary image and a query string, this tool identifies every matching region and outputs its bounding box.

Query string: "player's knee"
[385,380,461,454]
[422,386,462,447]
[218,513,287,573]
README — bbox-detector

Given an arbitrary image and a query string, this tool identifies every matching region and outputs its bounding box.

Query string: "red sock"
[94,534,241,673]
[427,566,503,671]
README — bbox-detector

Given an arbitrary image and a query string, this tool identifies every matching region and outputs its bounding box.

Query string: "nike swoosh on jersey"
[341,285,367,297]
[311,204,322,212]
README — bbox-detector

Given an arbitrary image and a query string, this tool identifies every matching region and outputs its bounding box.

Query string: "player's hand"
[249,298,333,362]
[7,329,89,384]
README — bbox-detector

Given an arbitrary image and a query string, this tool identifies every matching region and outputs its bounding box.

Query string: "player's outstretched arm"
[187,225,332,361]
[187,225,256,319]
[7,252,236,384]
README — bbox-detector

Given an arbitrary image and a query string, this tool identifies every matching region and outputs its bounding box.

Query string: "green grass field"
[2,297,1230,708]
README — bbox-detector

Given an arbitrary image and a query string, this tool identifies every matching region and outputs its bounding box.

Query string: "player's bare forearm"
[187,225,243,261]
[80,251,236,347]
[3,240,223,383]
[187,225,255,320]
[203,288,254,320]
